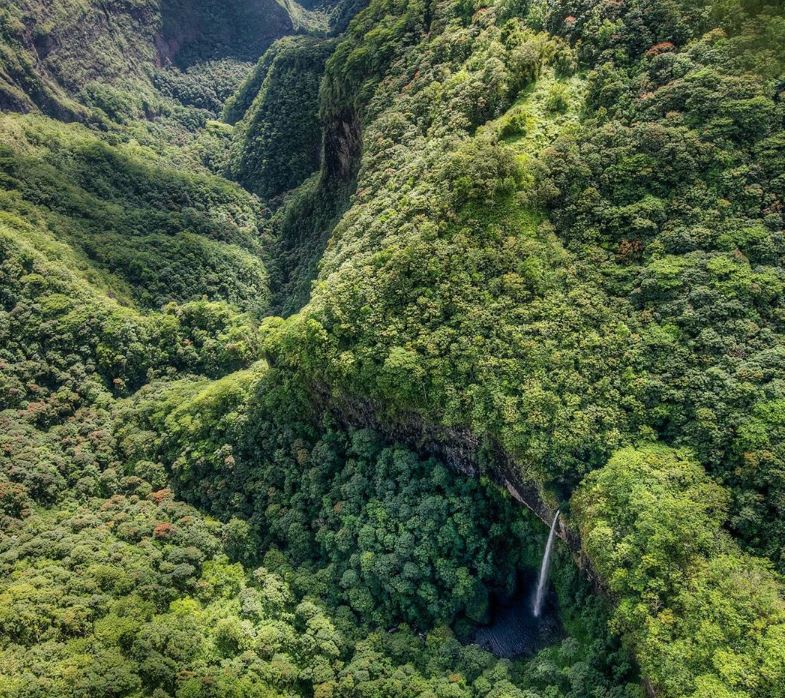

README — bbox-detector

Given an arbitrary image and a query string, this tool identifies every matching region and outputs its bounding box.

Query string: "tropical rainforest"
[0,0,783,696]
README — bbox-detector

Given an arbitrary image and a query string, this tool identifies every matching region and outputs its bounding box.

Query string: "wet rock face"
[472,570,563,659]
[323,108,362,181]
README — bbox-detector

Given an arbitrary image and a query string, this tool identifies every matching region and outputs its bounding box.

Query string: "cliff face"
[157,0,298,67]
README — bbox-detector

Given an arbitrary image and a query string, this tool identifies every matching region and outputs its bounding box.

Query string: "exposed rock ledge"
[311,383,597,585]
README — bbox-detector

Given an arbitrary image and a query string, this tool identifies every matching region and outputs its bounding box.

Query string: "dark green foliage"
[319,0,430,121]
[267,172,356,314]
[0,0,157,119]
[2,0,785,696]
[250,0,785,693]
[0,355,638,697]
[115,362,640,696]
[159,0,308,68]
[265,0,785,568]
[0,214,260,413]
[223,46,282,125]
[119,366,536,629]
[228,37,335,200]
[329,0,372,33]
[153,59,254,113]
[531,1,785,568]
[0,490,346,697]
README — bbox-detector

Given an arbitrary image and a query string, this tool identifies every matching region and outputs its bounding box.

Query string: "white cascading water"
[533,510,560,618]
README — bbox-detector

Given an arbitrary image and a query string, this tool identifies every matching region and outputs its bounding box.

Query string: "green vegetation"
[120,365,543,630]
[2,0,785,696]
[0,115,270,311]
[0,217,260,403]
[260,0,785,694]
[575,446,785,698]
[0,493,634,698]
[228,36,335,200]
[0,356,639,697]
[275,0,785,512]
[0,0,325,119]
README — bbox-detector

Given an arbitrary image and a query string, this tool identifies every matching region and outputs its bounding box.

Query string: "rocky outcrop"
[322,107,362,182]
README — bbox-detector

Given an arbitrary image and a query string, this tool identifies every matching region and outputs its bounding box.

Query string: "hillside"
[1,0,785,697]
[0,0,329,118]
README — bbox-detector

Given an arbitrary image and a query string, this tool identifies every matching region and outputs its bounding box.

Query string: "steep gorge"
[1,0,785,697]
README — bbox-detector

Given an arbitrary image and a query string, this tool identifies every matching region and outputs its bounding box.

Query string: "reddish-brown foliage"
[646,42,675,57]
[618,238,645,261]
[150,489,173,504]
[153,522,175,539]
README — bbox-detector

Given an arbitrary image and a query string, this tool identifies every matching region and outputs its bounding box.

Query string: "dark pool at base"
[471,571,563,659]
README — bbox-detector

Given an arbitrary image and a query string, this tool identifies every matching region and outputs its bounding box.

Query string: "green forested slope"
[1,0,785,697]
[0,0,324,119]
[575,445,785,698]
[277,0,785,550]
[259,0,785,694]
[0,115,269,310]
[227,36,335,199]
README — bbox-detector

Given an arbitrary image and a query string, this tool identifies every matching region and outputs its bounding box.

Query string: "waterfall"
[533,510,560,618]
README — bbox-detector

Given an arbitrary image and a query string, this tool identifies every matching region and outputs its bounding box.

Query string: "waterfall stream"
[533,510,559,618]
[469,508,564,658]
